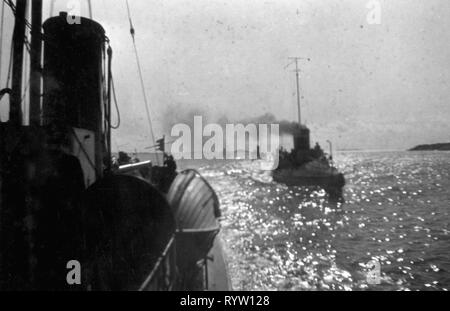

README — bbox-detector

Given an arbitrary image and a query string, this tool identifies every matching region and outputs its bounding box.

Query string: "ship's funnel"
[42,12,107,177]
[292,124,310,151]
[42,12,105,131]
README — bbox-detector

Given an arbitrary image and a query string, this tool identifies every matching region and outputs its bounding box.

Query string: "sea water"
[175,151,450,291]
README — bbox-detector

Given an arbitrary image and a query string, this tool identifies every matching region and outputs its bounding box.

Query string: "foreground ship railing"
[138,236,177,291]
[118,160,152,173]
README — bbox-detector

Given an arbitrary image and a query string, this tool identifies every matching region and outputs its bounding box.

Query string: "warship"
[271,58,345,196]
[0,1,228,290]
[272,125,345,195]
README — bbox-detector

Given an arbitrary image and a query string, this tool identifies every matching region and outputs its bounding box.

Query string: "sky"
[1,0,450,151]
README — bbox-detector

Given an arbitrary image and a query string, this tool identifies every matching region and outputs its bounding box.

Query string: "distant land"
[409,143,450,151]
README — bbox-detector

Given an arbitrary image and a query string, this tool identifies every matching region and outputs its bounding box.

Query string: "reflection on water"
[178,151,450,291]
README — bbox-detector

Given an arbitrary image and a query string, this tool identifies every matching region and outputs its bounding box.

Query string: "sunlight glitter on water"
[180,151,450,291]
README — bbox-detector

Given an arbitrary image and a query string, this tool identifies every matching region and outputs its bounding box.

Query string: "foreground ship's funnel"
[43,12,107,179]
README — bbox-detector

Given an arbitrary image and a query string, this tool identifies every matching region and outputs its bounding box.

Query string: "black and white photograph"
[0,0,449,293]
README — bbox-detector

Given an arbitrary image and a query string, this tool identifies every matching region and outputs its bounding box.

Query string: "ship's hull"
[272,160,345,195]
[272,168,345,187]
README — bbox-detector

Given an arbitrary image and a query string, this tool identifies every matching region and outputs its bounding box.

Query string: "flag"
[156,136,165,152]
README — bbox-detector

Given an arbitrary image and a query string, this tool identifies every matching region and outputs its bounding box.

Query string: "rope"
[125,0,157,152]
[110,76,121,129]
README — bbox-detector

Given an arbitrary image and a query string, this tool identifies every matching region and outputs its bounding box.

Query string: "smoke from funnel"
[217,113,308,135]
[161,106,307,138]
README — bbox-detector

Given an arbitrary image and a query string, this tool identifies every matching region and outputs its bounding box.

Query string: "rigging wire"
[50,0,54,16]
[87,0,92,19]
[4,0,32,30]
[1,0,27,121]
[125,0,158,157]
[1,1,13,89]
[0,1,4,122]
[5,36,13,88]
[0,0,4,75]
[3,0,31,52]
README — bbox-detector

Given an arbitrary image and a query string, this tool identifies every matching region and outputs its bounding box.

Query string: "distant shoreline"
[336,148,404,153]
[112,145,450,155]
[409,143,450,151]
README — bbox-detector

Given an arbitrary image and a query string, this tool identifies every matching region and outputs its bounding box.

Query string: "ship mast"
[287,57,310,125]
